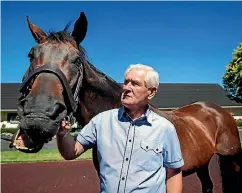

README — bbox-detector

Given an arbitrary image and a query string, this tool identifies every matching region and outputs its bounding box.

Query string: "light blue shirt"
[77,106,184,193]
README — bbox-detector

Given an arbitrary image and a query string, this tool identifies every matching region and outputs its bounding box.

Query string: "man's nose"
[123,82,132,90]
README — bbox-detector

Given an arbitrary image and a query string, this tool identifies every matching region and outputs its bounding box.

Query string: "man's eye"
[132,82,139,86]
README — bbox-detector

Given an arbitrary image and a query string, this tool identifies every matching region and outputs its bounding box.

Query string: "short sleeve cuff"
[164,158,184,168]
[76,133,93,148]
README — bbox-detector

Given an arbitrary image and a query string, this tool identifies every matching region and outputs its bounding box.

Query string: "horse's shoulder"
[149,106,175,126]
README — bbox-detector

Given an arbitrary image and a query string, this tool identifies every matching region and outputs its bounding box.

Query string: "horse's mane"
[83,61,123,99]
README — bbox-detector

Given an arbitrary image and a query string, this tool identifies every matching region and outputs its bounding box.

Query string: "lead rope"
[65,64,83,125]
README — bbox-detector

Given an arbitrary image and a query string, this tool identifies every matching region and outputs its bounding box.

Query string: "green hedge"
[0,127,78,135]
[1,128,19,134]
[237,120,242,127]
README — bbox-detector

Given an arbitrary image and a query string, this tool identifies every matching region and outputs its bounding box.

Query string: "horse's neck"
[77,62,123,125]
[77,88,122,125]
[149,104,173,121]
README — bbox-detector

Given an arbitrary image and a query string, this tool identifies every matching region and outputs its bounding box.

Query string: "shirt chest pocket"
[138,141,163,172]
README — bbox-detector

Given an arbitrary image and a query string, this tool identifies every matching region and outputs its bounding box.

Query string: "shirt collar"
[118,105,153,125]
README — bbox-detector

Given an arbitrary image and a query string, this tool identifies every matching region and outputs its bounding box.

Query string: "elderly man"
[57,64,184,193]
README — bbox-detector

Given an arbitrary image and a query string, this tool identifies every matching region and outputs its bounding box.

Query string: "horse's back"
[150,101,241,171]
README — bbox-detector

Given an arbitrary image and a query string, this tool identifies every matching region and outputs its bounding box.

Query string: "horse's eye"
[73,57,81,64]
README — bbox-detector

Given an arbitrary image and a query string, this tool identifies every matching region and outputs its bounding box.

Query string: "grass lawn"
[1,149,93,163]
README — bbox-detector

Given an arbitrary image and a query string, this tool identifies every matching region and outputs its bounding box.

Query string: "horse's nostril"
[21,99,31,115]
[46,104,59,117]
[46,102,66,119]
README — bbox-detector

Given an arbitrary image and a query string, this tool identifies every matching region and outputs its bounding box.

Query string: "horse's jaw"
[10,111,66,153]
[10,129,44,153]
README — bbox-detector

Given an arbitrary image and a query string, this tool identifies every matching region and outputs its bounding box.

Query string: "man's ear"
[148,87,157,100]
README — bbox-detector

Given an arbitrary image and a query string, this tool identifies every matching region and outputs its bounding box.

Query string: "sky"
[1,1,242,86]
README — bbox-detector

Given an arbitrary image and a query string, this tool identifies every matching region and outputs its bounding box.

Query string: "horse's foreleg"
[196,163,213,193]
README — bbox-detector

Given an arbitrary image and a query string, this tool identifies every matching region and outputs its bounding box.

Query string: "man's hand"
[56,120,86,160]
[57,120,71,138]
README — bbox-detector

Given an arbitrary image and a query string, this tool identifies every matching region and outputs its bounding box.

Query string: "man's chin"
[121,101,131,107]
[121,98,133,104]
[121,102,135,110]
[121,100,148,110]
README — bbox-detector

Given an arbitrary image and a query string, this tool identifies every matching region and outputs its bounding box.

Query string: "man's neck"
[125,105,149,120]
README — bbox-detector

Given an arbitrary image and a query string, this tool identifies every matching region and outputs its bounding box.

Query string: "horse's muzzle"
[10,129,44,153]
[10,114,63,153]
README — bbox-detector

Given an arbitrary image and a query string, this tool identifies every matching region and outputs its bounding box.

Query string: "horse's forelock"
[45,30,88,63]
[47,31,75,44]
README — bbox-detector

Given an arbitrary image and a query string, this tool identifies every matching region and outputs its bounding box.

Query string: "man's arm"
[166,167,183,193]
[57,121,87,160]
[163,123,184,193]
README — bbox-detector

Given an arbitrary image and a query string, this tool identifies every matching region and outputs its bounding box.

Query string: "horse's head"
[11,12,88,152]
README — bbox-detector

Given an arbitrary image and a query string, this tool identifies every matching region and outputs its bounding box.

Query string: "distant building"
[1,83,242,122]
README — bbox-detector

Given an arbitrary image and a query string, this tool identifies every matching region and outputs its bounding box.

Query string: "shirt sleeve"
[163,124,184,168]
[76,115,99,148]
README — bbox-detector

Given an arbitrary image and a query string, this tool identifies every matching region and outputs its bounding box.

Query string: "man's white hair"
[124,63,159,88]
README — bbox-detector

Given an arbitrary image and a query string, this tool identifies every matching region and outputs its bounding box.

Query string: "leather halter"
[19,63,83,123]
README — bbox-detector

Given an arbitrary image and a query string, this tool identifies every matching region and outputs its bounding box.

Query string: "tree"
[222,43,242,102]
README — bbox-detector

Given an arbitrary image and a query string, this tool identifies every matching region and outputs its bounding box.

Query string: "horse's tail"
[218,152,242,193]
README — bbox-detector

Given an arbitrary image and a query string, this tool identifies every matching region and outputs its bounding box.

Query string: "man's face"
[121,68,154,110]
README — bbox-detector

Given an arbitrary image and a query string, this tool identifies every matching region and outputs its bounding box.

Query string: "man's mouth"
[123,94,131,98]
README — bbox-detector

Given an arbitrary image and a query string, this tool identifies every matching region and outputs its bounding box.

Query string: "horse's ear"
[71,12,88,45]
[26,16,47,44]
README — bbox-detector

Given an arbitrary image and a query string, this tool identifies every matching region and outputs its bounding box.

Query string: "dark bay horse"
[11,12,242,193]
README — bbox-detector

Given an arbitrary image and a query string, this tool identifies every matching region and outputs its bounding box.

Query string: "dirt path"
[1,155,222,193]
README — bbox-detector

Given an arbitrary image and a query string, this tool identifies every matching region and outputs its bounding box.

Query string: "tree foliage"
[222,43,242,101]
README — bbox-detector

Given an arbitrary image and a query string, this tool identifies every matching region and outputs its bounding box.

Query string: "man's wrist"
[57,130,70,138]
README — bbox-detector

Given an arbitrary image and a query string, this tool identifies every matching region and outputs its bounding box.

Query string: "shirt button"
[126,158,128,161]
[146,146,149,149]
[156,148,159,151]
[122,177,125,180]
[129,139,132,142]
